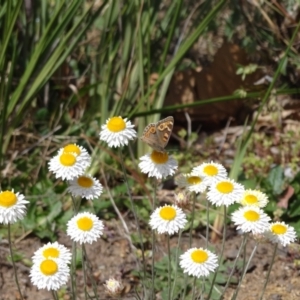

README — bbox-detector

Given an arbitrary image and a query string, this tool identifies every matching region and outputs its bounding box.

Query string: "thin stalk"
[189,193,196,247]
[167,235,171,300]
[191,277,197,300]
[259,243,278,300]
[221,234,248,297]
[171,230,183,299]
[71,241,77,300]
[131,88,300,118]
[207,206,227,300]
[232,242,259,300]
[151,180,158,299]
[82,244,88,300]
[200,277,205,300]
[118,149,146,284]
[181,193,196,299]
[151,230,156,300]
[205,197,209,248]
[51,290,59,300]
[7,224,24,300]
[82,245,99,299]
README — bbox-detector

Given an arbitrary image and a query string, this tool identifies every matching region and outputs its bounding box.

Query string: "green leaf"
[267,165,284,195]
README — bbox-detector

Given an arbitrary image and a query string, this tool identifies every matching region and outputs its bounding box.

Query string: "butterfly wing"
[140,116,174,152]
[156,116,174,149]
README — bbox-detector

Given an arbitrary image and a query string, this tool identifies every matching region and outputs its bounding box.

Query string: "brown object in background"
[165,42,263,131]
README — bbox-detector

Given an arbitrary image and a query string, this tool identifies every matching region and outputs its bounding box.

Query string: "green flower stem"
[259,243,278,300]
[51,290,59,300]
[191,277,197,299]
[71,241,77,300]
[82,244,88,300]
[181,192,196,299]
[7,224,24,300]
[221,234,248,298]
[171,230,183,299]
[207,206,227,300]
[82,244,99,299]
[205,196,209,248]
[118,149,146,280]
[151,230,156,299]
[232,242,259,300]
[167,235,171,300]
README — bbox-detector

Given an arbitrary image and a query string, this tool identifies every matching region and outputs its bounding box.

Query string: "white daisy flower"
[30,258,70,290]
[149,205,187,235]
[32,242,71,265]
[63,144,91,168]
[99,116,137,148]
[139,150,178,179]
[66,212,104,244]
[180,247,218,278]
[265,222,297,247]
[0,190,29,224]
[231,206,271,234]
[104,278,124,296]
[176,173,207,194]
[48,147,89,181]
[240,189,268,208]
[207,178,245,207]
[192,161,227,185]
[67,174,103,200]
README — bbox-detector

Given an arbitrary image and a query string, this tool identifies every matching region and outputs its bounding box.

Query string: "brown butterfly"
[140,116,174,152]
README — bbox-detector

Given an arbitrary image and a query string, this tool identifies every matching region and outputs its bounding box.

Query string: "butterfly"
[140,116,174,153]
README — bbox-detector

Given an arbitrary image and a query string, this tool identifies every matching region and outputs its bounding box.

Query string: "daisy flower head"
[48,146,90,181]
[67,212,104,244]
[207,178,245,207]
[99,116,137,148]
[265,221,297,247]
[174,191,190,209]
[192,161,227,185]
[32,242,71,265]
[180,247,218,278]
[139,150,178,179]
[67,174,103,200]
[63,144,91,168]
[149,204,187,235]
[176,172,207,194]
[0,190,29,224]
[104,278,124,296]
[30,258,70,290]
[240,189,268,208]
[231,206,271,234]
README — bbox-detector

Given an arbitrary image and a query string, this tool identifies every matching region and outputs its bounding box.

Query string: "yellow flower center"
[40,259,58,276]
[159,206,176,220]
[43,247,60,259]
[245,194,258,204]
[77,176,93,188]
[216,181,233,194]
[203,165,218,176]
[59,153,76,166]
[150,150,168,164]
[63,144,81,155]
[0,191,17,207]
[187,176,201,185]
[271,224,287,235]
[77,216,93,231]
[107,117,126,132]
[191,249,208,263]
[244,210,260,221]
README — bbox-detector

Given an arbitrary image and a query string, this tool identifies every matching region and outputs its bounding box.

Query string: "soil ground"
[0,218,299,300]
